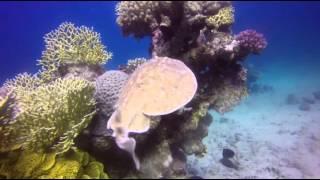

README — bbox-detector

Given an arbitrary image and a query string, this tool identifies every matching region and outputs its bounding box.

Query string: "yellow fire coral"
[0,148,109,179]
[206,6,235,29]
[3,73,41,92]
[107,56,198,170]
[38,22,112,82]
[0,77,96,153]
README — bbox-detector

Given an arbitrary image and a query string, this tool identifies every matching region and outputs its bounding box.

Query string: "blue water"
[1,2,320,85]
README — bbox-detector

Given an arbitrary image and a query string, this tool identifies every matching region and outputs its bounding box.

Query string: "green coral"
[0,77,96,154]
[206,6,235,29]
[38,22,112,82]
[0,148,109,179]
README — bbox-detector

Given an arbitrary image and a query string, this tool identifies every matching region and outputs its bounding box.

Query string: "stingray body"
[107,56,198,170]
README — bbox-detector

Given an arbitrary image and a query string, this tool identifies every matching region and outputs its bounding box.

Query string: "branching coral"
[116,1,175,38]
[0,77,96,153]
[0,148,109,179]
[38,22,112,82]
[206,6,235,29]
[235,29,267,54]
[3,73,41,92]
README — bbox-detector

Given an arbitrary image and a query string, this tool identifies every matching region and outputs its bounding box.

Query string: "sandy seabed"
[187,60,320,179]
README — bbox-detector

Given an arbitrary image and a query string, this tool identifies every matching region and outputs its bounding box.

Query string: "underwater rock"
[302,97,315,104]
[286,94,300,105]
[223,148,235,159]
[299,102,311,111]
[220,158,239,170]
[220,147,239,170]
[313,91,320,100]
[134,140,187,179]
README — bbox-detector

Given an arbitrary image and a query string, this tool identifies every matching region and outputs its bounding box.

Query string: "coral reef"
[38,22,112,82]
[0,77,96,153]
[0,1,268,179]
[235,29,267,55]
[74,1,266,179]
[0,148,108,179]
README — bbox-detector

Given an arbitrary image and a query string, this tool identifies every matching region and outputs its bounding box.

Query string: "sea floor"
[187,60,320,179]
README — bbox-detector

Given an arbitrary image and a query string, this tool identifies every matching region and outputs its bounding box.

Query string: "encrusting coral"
[38,22,112,82]
[206,6,235,29]
[0,77,96,154]
[0,147,109,179]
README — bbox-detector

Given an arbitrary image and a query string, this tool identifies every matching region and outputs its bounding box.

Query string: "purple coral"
[235,29,267,54]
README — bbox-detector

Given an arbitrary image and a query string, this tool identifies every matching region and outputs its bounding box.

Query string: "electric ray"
[107,56,198,170]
